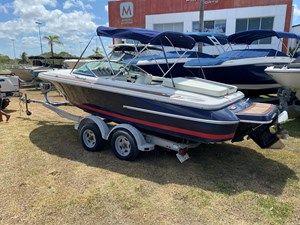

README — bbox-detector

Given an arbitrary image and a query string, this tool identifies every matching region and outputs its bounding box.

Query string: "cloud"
[105,4,108,12]
[21,36,40,47]
[0,2,12,14]
[0,0,97,40]
[63,1,74,10]
[63,0,92,11]
[0,0,106,57]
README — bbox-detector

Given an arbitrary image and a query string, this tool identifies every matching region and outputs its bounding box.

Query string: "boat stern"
[230,100,288,149]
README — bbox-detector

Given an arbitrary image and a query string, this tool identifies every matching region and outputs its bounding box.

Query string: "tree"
[0,54,11,64]
[43,35,62,65]
[19,52,29,64]
[93,47,104,57]
[89,47,104,59]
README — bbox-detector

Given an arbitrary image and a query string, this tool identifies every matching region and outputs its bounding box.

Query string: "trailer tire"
[80,123,104,152]
[110,129,139,161]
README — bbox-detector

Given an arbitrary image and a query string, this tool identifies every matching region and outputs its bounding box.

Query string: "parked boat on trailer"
[25,26,289,162]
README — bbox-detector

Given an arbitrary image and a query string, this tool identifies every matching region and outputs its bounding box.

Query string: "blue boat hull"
[52,81,240,143]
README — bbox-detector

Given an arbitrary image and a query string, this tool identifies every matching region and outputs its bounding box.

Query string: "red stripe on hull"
[79,104,235,141]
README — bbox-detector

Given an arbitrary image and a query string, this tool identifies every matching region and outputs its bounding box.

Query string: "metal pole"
[99,36,115,76]
[71,36,95,74]
[10,39,16,59]
[36,21,43,54]
[198,0,205,52]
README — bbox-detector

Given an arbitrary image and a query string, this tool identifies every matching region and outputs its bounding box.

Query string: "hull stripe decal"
[123,105,239,125]
[79,104,235,140]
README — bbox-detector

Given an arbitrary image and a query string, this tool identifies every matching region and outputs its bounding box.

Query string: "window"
[153,22,184,32]
[192,20,226,33]
[235,17,274,44]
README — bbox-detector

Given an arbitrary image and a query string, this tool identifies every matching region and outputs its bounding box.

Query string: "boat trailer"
[21,84,198,163]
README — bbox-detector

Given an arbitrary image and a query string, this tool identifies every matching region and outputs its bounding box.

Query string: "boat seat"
[135,74,152,84]
[162,77,237,97]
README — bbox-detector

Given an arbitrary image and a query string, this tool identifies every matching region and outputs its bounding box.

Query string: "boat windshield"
[74,60,149,78]
[109,51,135,62]
[109,48,162,62]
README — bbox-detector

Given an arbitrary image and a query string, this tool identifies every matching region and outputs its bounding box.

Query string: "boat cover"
[228,30,300,45]
[186,32,228,45]
[184,49,287,68]
[97,26,196,49]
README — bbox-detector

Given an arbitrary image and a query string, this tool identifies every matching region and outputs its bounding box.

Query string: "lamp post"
[10,38,16,59]
[36,21,43,54]
[198,0,205,52]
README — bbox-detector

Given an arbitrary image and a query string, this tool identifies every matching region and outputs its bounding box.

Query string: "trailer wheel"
[110,129,139,161]
[80,123,104,152]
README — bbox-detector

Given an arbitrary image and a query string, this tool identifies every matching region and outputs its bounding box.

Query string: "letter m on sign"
[120,2,134,19]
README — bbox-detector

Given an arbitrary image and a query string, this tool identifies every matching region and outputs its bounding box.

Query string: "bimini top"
[97,26,196,49]
[112,44,162,52]
[228,29,300,45]
[186,32,228,45]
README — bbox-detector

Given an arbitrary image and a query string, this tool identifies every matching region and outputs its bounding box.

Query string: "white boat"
[265,64,300,112]
[37,26,289,158]
[0,75,20,109]
[265,66,300,97]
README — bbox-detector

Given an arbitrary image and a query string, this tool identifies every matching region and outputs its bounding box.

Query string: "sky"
[0,0,109,58]
[1,0,300,58]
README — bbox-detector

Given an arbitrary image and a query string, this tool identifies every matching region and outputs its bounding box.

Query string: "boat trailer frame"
[22,84,199,163]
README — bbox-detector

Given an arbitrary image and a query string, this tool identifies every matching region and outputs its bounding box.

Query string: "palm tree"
[89,47,104,59]
[19,52,29,64]
[43,35,62,66]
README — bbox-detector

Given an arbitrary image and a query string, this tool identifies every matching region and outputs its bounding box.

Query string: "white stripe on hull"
[123,105,239,125]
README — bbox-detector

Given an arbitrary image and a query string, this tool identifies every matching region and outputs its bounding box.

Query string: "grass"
[256,196,294,224]
[0,88,299,224]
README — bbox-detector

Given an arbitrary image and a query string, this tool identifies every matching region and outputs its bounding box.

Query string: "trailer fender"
[78,116,110,140]
[108,124,154,151]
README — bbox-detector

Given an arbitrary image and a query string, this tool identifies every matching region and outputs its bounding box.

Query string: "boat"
[0,69,12,76]
[63,59,98,69]
[265,61,300,111]
[184,30,299,95]
[0,75,20,109]
[62,44,161,69]
[109,43,163,62]
[122,32,227,78]
[38,26,288,149]
[11,66,42,82]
